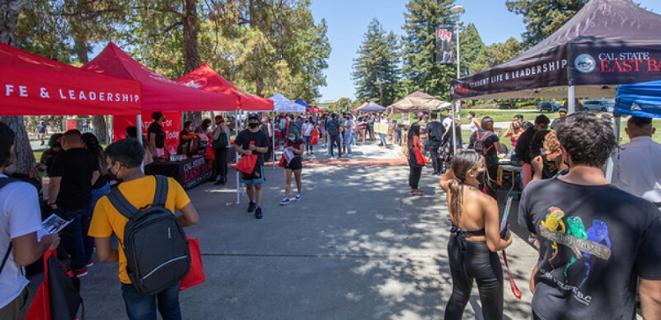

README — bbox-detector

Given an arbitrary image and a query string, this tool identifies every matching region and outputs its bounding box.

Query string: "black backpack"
[107,175,190,295]
[213,129,229,150]
[473,130,495,155]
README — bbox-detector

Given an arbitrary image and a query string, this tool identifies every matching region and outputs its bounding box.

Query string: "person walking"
[426,112,445,175]
[302,119,315,156]
[407,123,424,196]
[326,113,342,159]
[89,139,199,320]
[47,129,100,278]
[280,133,304,206]
[440,150,513,320]
[343,113,354,157]
[212,116,231,185]
[234,114,270,219]
[0,123,59,320]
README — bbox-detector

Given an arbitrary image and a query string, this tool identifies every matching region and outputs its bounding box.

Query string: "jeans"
[429,141,442,174]
[444,233,503,320]
[329,134,342,157]
[304,135,312,153]
[61,208,91,269]
[215,147,228,181]
[409,165,422,189]
[121,284,181,320]
[343,132,352,155]
[379,133,387,146]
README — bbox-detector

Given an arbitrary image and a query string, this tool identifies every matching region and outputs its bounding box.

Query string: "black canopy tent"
[451,0,661,113]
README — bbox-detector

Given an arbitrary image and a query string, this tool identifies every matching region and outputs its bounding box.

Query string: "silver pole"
[568,85,576,114]
[451,17,461,154]
[235,112,241,205]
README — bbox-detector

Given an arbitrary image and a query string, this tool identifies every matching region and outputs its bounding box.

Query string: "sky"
[310,0,661,102]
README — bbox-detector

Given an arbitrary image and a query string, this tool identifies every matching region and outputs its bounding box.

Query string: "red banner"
[113,112,182,153]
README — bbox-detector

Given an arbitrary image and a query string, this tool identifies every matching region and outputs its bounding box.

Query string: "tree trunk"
[1,1,34,174]
[183,0,202,123]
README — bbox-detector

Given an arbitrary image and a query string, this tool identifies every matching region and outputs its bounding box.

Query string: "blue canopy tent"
[294,98,311,109]
[615,80,661,118]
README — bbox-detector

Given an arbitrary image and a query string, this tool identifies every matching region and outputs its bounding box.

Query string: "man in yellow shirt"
[89,139,199,320]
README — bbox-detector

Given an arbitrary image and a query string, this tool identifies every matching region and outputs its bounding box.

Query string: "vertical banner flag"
[436,28,454,64]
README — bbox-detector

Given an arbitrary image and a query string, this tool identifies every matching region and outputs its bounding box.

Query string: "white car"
[583,100,614,112]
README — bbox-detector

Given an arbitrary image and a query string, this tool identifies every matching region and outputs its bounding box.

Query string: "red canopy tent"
[83,43,237,112]
[306,106,323,113]
[0,43,141,116]
[176,63,273,111]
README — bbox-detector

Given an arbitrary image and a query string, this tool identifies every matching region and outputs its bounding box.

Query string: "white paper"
[284,149,295,164]
[37,214,72,241]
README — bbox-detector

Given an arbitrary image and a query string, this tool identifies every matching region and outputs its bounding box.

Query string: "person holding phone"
[440,150,513,320]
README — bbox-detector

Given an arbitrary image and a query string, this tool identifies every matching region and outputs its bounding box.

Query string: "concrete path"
[79,142,538,320]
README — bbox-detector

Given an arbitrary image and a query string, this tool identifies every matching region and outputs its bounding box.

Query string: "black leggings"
[409,165,422,189]
[444,233,503,320]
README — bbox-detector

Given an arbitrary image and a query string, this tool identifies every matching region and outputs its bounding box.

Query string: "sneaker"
[74,267,88,278]
[85,259,94,268]
[295,193,302,201]
[255,207,263,219]
[280,197,291,206]
[247,201,256,212]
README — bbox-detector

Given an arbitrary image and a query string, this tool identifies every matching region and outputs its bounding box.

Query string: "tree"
[460,23,484,76]
[352,19,401,107]
[472,37,522,73]
[401,0,456,100]
[506,0,588,48]
[1,0,35,174]
[331,97,353,113]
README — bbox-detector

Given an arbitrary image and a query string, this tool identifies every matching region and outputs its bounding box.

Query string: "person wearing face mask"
[302,119,315,156]
[147,112,167,160]
[280,133,304,206]
[89,139,199,320]
[234,114,270,219]
[212,116,231,185]
[440,150,513,320]
[178,121,198,156]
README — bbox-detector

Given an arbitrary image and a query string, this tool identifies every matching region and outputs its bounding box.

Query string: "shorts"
[285,157,303,170]
[240,166,266,185]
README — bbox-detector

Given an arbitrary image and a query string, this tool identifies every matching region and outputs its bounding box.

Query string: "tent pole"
[235,112,241,205]
[451,102,457,155]
[136,114,144,172]
[272,111,276,168]
[606,115,621,183]
[568,85,576,114]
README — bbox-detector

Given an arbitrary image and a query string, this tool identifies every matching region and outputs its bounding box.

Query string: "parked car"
[498,102,516,109]
[537,101,561,112]
[583,99,614,112]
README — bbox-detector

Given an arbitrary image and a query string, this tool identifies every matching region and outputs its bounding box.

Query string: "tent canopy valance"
[615,79,661,118]
[451,0,661,101]
[0,43,141,116]
[272,93,306,113]
[294,98,311,109]
[176,63,273,111]
[354,101,386,113]
[387,91,450,114]
[84,43,236,112]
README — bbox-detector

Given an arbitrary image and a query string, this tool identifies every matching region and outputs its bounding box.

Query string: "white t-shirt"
[612,136,661,203]
[442,117,452,130]
[0,175,41,308]
[302,123,314,137]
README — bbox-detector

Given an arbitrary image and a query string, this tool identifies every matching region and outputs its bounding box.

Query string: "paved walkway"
[78,142,537,319]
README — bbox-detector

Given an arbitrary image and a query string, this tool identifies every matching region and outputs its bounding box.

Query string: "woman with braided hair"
[440,150,513,320]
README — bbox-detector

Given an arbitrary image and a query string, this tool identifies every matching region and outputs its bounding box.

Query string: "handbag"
[413,137,426,166]
[180,237,205,291]
[236,154,257,174]
[205,146,215,160]
[278,154,286,168]
[310,129,319,145]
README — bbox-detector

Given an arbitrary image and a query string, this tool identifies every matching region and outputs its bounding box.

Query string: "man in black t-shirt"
[519,112,661,320]
[47,130,99,277]
[147,111,166,160]
[468,116,502,197]
[515,114,550,187]
[234,114,269,219]
[426,112,445,175]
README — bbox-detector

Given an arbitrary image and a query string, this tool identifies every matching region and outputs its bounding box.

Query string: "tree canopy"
[506,0,588,48]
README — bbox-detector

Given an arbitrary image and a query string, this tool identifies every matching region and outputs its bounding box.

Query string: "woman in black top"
[280,133,304,206]
[147,111,166,160]
[40,133,63,176]
[407,123,424,196]
[440,150,513,320]
[178,121,198,156]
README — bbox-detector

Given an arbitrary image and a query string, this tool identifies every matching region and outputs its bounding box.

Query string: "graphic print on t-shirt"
[538,207,612,306]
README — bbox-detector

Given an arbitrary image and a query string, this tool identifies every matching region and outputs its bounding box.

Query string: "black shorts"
[285,157,302,170]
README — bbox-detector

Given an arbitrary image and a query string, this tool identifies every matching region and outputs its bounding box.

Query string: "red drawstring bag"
[26,250,52,320]
[278,154,286,168]
[180,237,205,291]
[413,137,426,166]
[310,129,319,145]
[236,154,257,174]
[205,146,215,160]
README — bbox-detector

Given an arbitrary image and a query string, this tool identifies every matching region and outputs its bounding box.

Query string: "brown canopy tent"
[387,91,451,114]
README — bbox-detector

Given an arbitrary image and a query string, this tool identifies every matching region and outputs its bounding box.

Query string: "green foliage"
[506,0,588,48]
[352,19,401,107]
[460,23,484,76]
[472,37,522,73]
[401,0,456,100]
[330,97,354,113]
